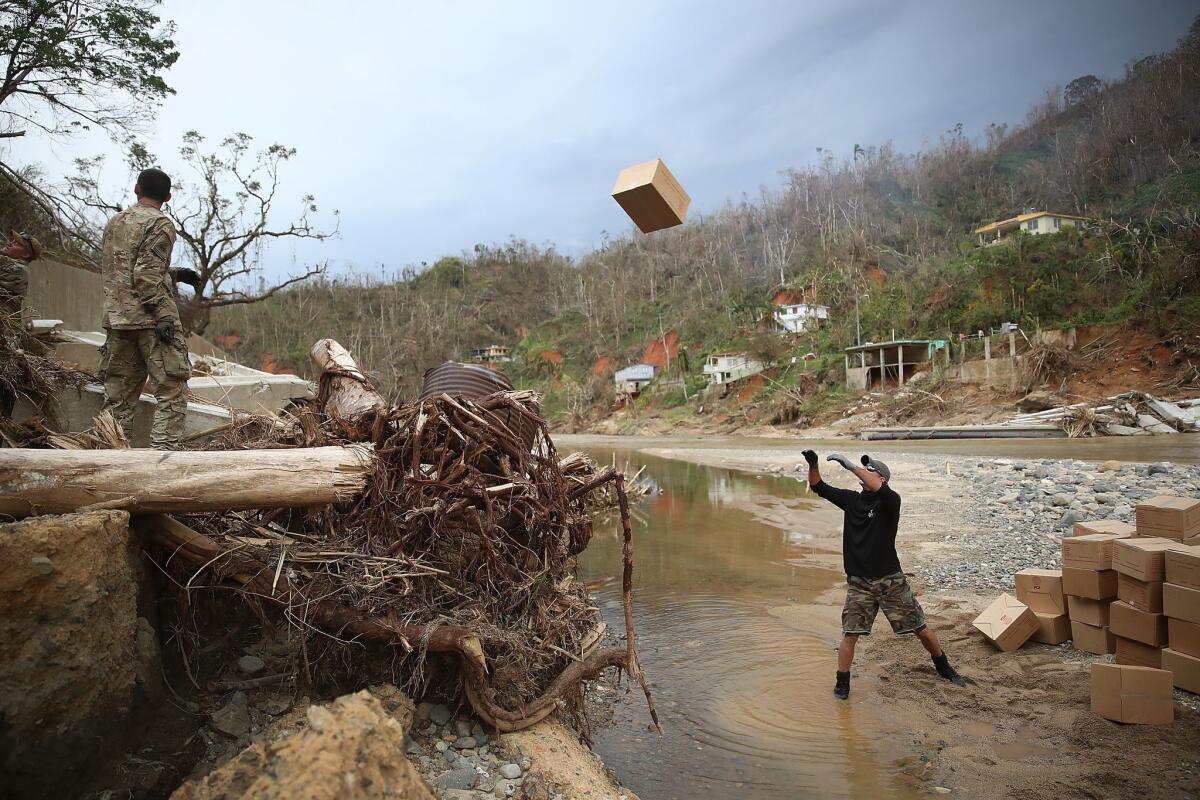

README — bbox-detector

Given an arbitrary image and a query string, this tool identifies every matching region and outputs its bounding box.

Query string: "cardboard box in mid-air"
[1091,663,1173,724]
[611,159,691,234]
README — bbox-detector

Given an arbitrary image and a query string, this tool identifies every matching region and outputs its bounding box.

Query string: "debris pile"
[1005,391,1200,437]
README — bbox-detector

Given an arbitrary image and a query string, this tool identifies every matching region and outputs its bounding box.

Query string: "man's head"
[134,168,172,206]
[3,230,41,262]
[860,454,891,484]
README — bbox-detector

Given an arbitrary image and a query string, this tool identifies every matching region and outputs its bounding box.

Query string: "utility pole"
[855,286,862,347]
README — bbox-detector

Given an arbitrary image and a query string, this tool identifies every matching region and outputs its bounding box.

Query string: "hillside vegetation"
[209,21,1200,424]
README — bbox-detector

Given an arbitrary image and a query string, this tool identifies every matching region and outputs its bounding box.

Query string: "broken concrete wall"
[0,510,158,798]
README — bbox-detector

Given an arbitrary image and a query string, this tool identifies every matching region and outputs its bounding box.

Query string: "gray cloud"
[7,0,1196,278]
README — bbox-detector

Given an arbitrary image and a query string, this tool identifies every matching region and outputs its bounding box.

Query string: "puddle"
[578,449,925,800]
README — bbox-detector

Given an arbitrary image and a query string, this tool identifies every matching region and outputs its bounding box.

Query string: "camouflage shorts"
[842,572,926,636]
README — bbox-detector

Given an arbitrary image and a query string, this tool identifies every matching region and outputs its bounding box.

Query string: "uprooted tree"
[67,130,339,333]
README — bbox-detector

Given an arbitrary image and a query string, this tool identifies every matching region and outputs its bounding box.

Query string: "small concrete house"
[703,352,764,385]
[844,339,941,390]
[471,345,512,363]
[770,289,829,333]
[974,210,1087,245]
[614,364,656,395]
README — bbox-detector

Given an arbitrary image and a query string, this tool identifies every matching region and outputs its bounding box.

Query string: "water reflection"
[578,450,923,800]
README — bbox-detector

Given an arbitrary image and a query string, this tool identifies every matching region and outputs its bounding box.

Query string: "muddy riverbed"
[568,434,1200,800]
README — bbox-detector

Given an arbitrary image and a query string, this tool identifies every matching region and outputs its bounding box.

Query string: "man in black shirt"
[803,449,964,699]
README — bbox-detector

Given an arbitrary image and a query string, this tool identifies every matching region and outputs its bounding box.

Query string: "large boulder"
[172,689,433,800]
[0,510,155,797]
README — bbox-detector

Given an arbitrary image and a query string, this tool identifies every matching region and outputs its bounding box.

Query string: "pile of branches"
[0,313,90,429]
[155,389,658,732]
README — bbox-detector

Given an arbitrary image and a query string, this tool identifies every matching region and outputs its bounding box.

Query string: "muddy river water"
[570,434,1200,800]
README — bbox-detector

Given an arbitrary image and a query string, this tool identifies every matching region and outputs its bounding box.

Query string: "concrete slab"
[13,383,231,448]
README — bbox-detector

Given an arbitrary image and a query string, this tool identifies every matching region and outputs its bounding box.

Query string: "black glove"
[171,267,202,290]
[801,449,818,468]
[826,453,856,472]
[861,454,871,467]
[155,316,176,344]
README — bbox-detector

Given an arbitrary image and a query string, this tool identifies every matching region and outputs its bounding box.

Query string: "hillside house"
[614,364,656,395]
[770,289,829,333]
[704,352,764,386]
[471,345,512,363]
[844,339,942,390]
[974,210,1087,245]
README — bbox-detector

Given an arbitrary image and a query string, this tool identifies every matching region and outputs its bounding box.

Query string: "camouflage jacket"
[0,254,28,316]
[101,203,179,329]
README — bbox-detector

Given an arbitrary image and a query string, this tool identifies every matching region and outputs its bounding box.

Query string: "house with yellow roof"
[974,209,1088,245]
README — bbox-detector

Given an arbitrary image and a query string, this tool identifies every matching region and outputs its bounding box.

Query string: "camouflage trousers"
[842,572,927,636]
[100,328,191,449]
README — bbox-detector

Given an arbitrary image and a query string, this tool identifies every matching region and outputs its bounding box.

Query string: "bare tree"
[69,131,339,333]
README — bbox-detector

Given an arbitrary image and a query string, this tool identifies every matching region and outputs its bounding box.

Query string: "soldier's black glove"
[826,453,856,472]
[801,449,819,468]
[171,267,202,290]
[155,316,176,344]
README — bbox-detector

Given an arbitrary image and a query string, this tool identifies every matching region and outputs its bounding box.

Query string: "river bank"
[572,435,1200,799]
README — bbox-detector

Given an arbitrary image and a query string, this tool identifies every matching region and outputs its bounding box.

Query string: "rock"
[494,779,518,797]
[499,763,522,779]
[1056,510,1085,531]
[1148,463,1170,476]
[29,555,54,574]
[1032,465,1050,479]
[1098,460,1122,472]
[405,736,422,755]
[454,736,479,749]
[1052,493,1073,507]
[305,704,335,734]
[434,768,478,790]
[443,791,480,800]
[436,739,449,752]
[456,719,473,737]
[998,493,1019,504]
[1016,391,1061,412]
[416,701,434,720]
[430,704,452,725]
[236,654,266,675]
[211,692,252,738]
[1113,504,1133,517]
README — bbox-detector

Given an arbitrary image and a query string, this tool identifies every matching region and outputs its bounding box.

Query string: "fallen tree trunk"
[311,339,386,436]
[0,445,374,518]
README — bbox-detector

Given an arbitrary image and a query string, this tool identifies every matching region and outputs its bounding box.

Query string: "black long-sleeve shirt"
[813,479,903,578]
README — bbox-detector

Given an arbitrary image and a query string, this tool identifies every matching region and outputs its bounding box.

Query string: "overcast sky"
[8,0,1197,279]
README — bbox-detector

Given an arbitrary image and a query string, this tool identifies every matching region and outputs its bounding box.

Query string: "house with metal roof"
[974,210,1087,245]
[843,338,945,390]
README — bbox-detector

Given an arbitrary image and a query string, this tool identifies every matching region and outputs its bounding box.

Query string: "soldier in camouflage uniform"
[100,168,200,450]
[803,450,965,699]
[0,230,42,319]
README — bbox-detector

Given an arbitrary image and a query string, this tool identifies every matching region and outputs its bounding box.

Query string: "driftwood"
[138,494,659,733]
[0,445,374,517]
[310,339,386,436]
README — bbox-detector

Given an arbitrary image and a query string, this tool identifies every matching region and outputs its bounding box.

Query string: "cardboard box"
[1063,533,1126,569]
[1137,495,1200,540]
[1114,537,1184,582]
[1168,617,1200,658]
[1114,635,1163,669]
[1165,545,1200,591]
[1164,582,1200,625]
[1117,573,1164,613]
[1072,520,1136,538]
[972,593,1038,652]
[1109,600,1168,646]
[1067,595,1112,627]
[1091,663,1174,724]
[611,159,691,234]
[1072,620,1115,654]
[1161,647,1200,694]
[1030,611,1071,645]
[1062,567,1118,600]
[1014,569,1066,615]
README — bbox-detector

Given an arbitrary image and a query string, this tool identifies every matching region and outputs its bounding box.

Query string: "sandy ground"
[633,443,1200,800]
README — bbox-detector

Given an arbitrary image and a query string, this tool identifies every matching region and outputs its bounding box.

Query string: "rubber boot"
[933,653,965,686]
[834,670,850,699]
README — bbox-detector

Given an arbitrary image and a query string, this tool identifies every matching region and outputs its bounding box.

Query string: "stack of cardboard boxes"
[1136,495,1200,695]
[1062,527,1133,654]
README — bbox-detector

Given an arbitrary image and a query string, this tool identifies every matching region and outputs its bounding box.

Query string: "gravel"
[901,456,1200,591]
